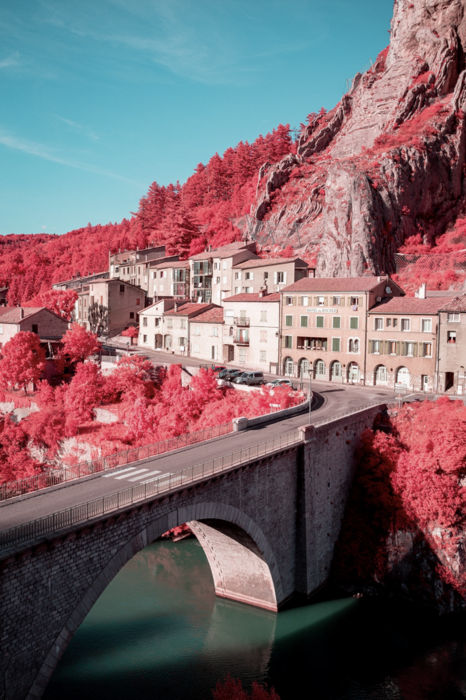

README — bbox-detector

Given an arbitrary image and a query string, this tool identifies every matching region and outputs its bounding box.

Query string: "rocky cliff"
[253,0,466,278]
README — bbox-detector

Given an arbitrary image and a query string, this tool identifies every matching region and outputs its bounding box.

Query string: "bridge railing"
[311,400,385,427]
[0,428,302,552]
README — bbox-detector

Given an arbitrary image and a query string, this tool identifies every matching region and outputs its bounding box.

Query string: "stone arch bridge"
[0,405,382,700]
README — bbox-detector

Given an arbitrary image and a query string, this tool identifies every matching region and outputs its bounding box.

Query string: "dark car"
[218,369,242,380]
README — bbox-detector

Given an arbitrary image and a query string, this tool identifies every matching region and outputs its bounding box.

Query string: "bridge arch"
[28,502,283,700]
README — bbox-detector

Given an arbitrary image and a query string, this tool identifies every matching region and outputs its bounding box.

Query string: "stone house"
[189,242,258,304]
[231,257,311,296]
[222,292,281,371]
[437,294,466,394]
[75,279,146,336]
[189,307,225,362]
[279,276,404,381]
[366,295,455,392]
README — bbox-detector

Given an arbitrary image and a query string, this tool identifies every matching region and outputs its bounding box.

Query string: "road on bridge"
[0,382,399,533]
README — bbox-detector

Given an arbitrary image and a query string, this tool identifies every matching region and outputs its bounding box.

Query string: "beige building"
[147,260,190,302]
[437,295,466,394]
[109,245,166,290]
[0,307,69,351]
[189,307,224,362]
[138,301,220,355]
[367,296,454,392]
[231,257,310,296]
[222,292,281,371]
[138,299,178,350]
[189,242,258,303]
[75,279,146,335]
[279,276,404,381]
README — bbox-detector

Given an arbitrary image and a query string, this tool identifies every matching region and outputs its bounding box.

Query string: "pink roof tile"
[369,296,456,314]
[282,276,398,293]
[223,292,280,303]
[233,257,308,269]
[191,308,224,323]
[439,294,466,312]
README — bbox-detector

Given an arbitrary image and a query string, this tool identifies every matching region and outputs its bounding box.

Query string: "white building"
[222,292,281,372]
[231,257,310,296]
[189,307,224,362]
[189,242,259,304]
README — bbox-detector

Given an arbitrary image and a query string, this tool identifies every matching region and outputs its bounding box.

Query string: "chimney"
[418,283,427,299]
[20,308,24,320]
[259,286,267,298]
[174,302,178,313]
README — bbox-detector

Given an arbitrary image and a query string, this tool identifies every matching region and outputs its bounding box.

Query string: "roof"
[151,260,190,270]
[369,296,456,314]
[164,302,216,317]
[191,308,224,324]
[0,307,67,324]
[233,257,308,269]
[78,279,147,293]
[439,295,466,312]
[138,299,183,313]
[223,292,281,303]
[189,244,255,261]
[281,276,398,293]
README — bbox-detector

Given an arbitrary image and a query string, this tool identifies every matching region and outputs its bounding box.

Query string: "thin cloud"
[0,128,143,187]
[56,116,99,141]
[0,51,21,69]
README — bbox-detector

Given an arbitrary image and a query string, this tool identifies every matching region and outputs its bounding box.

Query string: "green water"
[44,538,466,700]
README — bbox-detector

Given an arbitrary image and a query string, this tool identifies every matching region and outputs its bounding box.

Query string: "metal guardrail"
[0,423,234,502]
[0,429,302,552]
[311,400,385,428]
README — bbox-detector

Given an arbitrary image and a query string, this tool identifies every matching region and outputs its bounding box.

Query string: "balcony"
[234,317,250,327]
[297,336,328,351]
[234,337,249,346]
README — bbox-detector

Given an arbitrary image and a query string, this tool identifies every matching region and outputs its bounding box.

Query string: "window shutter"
[274,272,278,284]
[413,343,418,357]
[283,272,287,284]
[358,297,362,306]
[384,340,389,355]
[396,341,400,356]
[324,297,328,306]
[282,336,286,348]
[368,340,373,354]
[314,297,319,306]
[293,296,297,305]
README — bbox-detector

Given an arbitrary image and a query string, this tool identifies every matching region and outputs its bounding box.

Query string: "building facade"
[109,246,166,289]
[147,260,190,302]
[189,242,258,303]
[75,279,146,335]
[231,257,311,296]
[278,276,404,381]
[437,295,466,394]
[189,307,224,362]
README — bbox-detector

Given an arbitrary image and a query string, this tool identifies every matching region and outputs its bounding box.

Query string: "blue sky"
[0,0,394,236]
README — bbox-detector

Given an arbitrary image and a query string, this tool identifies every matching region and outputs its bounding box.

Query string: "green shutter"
[413,343,418,357]
[324,296,328,306]
[395,341,400,356]
[316,316,324,328]
[333,316,341,329]
[368,340,373,354]
[384,340,389,355]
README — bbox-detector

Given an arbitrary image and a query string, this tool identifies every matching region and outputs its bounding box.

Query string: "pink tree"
[60,323,101,365]
[0,331,46,394]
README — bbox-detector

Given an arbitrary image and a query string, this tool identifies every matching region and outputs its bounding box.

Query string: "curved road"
[0,381,397,533]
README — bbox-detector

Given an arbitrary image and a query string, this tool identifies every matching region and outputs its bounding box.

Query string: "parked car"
[266,379,297,390]
[218,369,242,380]
[211,365,226,373]
[234,371,264,386]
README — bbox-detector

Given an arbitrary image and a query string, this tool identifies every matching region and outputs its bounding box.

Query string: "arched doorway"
[375,365,388,385]
[298,358,310,379]
[314,359,326,380]
[330,360,342,381]
[164,334,172,350]
[396,366,409,387]
[283,356,294,376]
[154,334,163,349]
[347,362,359,384]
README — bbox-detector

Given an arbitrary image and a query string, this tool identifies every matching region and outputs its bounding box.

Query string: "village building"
[53,270,109,292]
[75,279,146,336]
[366,295,455,392]
[231,257,311,296]
[138,299,181,350]
[189,307,225,362]
[437,294,466,394]
[147,260,190,303]
[108,245,167,289]
[222,291,281,371]
[189,242,258,303]
[162,303,221,356]
[278,276,404,381]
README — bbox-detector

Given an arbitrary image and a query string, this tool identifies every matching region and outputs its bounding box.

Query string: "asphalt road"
[0,381,399,533]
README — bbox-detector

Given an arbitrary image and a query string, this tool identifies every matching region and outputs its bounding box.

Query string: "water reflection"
[44,537,466,700]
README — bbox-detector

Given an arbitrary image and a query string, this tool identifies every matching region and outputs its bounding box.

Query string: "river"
[44,537,466,700]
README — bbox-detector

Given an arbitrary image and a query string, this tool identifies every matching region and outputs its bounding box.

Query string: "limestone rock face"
[253,0,466,278]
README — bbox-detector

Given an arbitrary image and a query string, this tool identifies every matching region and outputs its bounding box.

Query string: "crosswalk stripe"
[141,472,173,484]
[127,470,161,482]
[114,468,148,480]
[102,467,138,478]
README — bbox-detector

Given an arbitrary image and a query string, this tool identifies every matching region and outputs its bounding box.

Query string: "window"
[301,316,308,328]
[260,350,266,362]
[152,272,156,279]
[332,316,341,329]
[350,317,359,330]
[349,338,360,353]
[332,337,341,352]
[180,319,186,329]
[32,324,38,334]
[401,318,410,331]
[388,341,397,354]
[277,272,285,283]
[302,296,309,306]
[284,335,293,349]
[167,319,173,328]
[422,318,432,332]
[286,296,294,305]
[285,315,293,327]
[215,277,220,284]
[160,271,166,279]
[448,330,457,343]
[212,327,218,337]
[0,325,3,335]
[372,340,381,354]
[448,313,460,322]
[120,284,124,293]
[260,330,267,342]
[239,347,246,362]
[155,318,161,327]
[406,342,414,356]
[179,337,186,347]
[393,318,398,328]
[223,276,227,284]
[235,287,240,295]
[225,309,234,318]
[235,272,241,280]
[211,345,218,359]
[264,272,268,280]
[194,326,200,336]
[143,317,147,327]
[374,318,384,331]
[143,335,147,343]
[387,318,392,327]
[333,296,342,306]
[245,272,253,280]
[260,310,267,322]
[222,261,227,270]
[422,342,433,357]
[317,296,325,306]
[350,296,359,307]
[193,344,200,353]
[245,287,253,293]
[129,313,134,319]
[316,316,324,328]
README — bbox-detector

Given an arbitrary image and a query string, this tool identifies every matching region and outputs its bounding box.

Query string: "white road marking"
[102,467,138,478]
[114,468,149,480]
[140,472,173,484]
[127,470,161,482]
